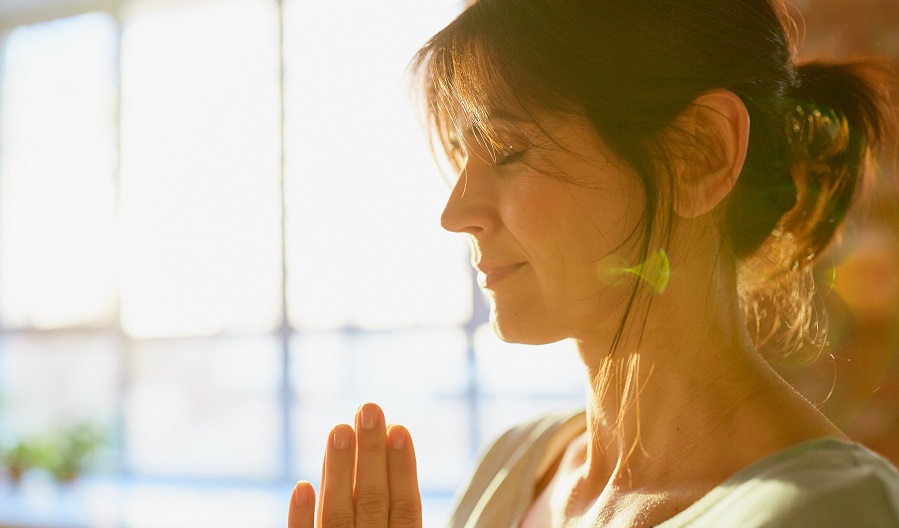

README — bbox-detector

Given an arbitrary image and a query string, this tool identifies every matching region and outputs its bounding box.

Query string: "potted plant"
[44,423,106,483]
[1,440,48,486]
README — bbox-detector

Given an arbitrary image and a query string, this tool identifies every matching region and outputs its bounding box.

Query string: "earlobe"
[673,90,750,219]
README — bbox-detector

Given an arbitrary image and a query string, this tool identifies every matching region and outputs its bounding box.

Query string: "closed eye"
[496,145,525,166]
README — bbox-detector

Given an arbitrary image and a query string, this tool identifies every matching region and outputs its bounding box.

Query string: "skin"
[288,403,422,528]
[288,92,844,527]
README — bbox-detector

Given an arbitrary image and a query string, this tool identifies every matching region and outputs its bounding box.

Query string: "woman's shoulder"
[660,438,899,527]
[461,408,585,488]
[446,408,585,528]
[481,409,585,458]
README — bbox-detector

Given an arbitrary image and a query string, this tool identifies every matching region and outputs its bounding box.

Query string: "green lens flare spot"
[596,254,630,287]
[634,249,670,294]
[595,249,670,294]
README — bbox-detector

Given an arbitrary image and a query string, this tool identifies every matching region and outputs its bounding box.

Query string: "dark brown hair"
[412,0,897,359]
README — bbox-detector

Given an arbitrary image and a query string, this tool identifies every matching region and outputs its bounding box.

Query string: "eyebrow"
[487,108,528,123]
[454,108,535,145]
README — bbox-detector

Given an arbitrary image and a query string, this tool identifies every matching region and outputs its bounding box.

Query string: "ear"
[672,90,750,219]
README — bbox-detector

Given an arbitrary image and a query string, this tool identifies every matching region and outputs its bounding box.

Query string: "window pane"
[119,0,281,338]
[284,0,470,330]
[290,330,469,398]
[474,324,587,397]
[290,330,472,491]
[124,336,282,480]
[0,334,118,445]
[0,13,117,329]
[472,324,586,445]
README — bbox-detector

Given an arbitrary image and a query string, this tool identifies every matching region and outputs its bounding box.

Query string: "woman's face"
[441,112,646,345]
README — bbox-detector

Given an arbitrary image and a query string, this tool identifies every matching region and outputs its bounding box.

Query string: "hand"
[288,403,423,528]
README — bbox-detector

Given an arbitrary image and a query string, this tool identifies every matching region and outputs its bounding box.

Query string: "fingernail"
[390,427,406,450]
[333,426,351,450]
[360,403,377,430]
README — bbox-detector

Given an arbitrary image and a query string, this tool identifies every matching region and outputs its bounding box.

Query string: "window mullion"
[275,0,293,484]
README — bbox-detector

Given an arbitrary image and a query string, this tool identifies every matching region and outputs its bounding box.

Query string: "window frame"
[0,0,488,488]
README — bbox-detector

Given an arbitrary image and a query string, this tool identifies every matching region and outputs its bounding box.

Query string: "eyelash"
[496,146,524,166]
[447,134,525,167]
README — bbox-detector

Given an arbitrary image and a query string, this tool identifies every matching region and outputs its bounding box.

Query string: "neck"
[543,224,844,525]
[576,325,769,490]
[571,227,794,495]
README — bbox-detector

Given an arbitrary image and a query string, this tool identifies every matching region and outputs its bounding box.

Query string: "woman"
[288,0,899,526]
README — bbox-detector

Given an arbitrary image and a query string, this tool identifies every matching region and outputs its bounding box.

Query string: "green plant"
[1,422,108,484]
[1,440,50,485]
[44,423,106,482]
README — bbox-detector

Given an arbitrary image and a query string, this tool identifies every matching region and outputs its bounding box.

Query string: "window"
[0,1,587,524]
[0,12,118,329]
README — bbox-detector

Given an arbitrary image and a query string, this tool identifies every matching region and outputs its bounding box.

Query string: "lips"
[476,262,526,289]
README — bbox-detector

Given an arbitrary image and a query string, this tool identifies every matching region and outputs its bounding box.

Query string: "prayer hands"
[288,403,422,528]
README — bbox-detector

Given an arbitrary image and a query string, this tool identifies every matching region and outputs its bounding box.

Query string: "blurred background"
[0,0,895,526]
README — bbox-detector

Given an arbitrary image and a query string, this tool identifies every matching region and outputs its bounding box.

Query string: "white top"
[447,410,899,527]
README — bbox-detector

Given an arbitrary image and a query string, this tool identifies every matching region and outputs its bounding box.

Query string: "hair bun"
[786,103,850,163]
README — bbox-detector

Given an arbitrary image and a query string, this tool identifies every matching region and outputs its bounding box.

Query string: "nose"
[440,161,496,235]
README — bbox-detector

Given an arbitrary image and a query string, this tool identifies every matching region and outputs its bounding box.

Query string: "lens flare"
[596,249,670,294]
[826,236,899,320]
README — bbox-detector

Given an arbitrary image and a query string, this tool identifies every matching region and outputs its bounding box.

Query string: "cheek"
[501,181,571,254]
[576,178,646,263]
[503,186,602,291]
[514,179,646,297]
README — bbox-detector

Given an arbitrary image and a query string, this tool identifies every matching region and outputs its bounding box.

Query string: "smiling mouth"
[476,263,526,289]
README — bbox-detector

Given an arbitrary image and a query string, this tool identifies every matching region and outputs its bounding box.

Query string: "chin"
[489,310,567,346]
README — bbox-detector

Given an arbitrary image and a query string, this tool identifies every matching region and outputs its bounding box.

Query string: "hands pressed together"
[288,403,423,528]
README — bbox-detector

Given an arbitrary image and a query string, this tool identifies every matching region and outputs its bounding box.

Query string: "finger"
[386,425,423,528]
[288,481,315,528]
[353,403,390,528]
[321,424,356,528]
[317,450,326,526]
